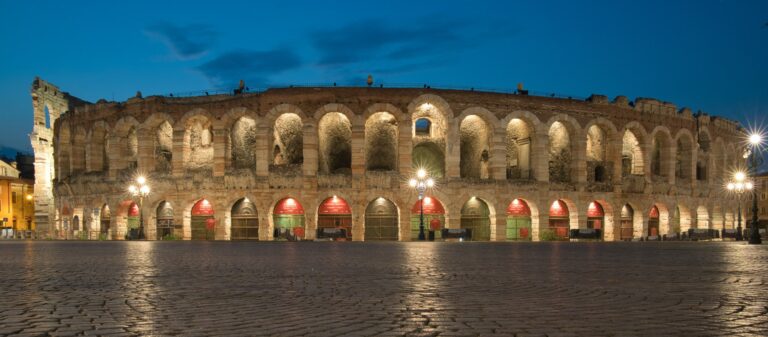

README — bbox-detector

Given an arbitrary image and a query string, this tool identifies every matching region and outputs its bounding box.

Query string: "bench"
[316,228,347,240]
[441,228,471,241]
[569,228,602,240]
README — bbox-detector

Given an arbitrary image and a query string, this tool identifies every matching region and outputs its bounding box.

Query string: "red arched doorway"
[548,200,569,239]
[587,201,604,239]
[620,204,634,240]
[191,199,215,240]
[507,199,532,241]
[273,198,305,240]
[648,206,660,238]
[317,196,352,240]
[410,196,445,240]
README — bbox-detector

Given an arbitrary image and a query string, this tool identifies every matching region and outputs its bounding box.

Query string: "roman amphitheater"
[29,78,747,241]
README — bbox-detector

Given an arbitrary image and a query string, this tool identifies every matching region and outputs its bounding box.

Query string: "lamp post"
[409,169,434,241]
[128,176,150,240]
[726,171,752,241]
[746,133,763,244]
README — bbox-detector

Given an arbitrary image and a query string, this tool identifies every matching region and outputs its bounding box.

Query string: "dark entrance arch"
[364,197,398,241]
[100,204,111,235]
[273,198,305,240]
[156,201,174,240]
[231,198,258,240]
[317,196,352,240]
[461,197,491,241]
[191,199,215,240]
[620,204,634,240]
[649,206,660,237]
[548,200,570,239]
[507,199,532,240]
[410,196,445,240]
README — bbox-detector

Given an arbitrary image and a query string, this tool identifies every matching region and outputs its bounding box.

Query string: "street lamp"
[128,176,150,240]
[745,132,763,244]
[409,168,434,241]
[726,171,752,241]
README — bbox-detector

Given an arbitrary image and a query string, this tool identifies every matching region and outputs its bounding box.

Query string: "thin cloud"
[196,48,302,87]
[145,22,217,60]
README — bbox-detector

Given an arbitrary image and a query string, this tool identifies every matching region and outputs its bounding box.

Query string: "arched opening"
[648,206,660,237]
[364,197,399,241]
[365,112,398,171]
[155,121,173,173]
[506,198,532,240]
[414,118,431,136]
[622,130,644,177]
[548,121,572,183]
[460,197,491,241]
[676,136,693,181]
[100,204,111,235]
[586,125,609,183]
[587,201,605,239]
[156,201,175,240]
[317,196,352,239]
[126,126,138,170]
[44,105,51,129]
[412,142,445,178]
[548,200,570,239]
[620,204,634,240]
[127,202,140,238]
[273,198,305,240]
[675,205,692,234]
[410,196,445,240]
[506,119,532,179]
[696,206,710,229]
[318,113,352,174]
[73,215,80,231]
[231,198,258,240]
[191,199,215,240]
[231,117,257,169]
[183,116,214,171]
[460,115,491,179]
[272,113,303,167]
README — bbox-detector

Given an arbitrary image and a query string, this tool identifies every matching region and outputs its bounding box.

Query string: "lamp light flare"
[735,171,746,182]
[417,169,426,179]
[128,185,137,193]
[140,185,150,194]
[409,178,417,187]
[749,133,762,145]
[727,183,735,190]
[136,176,146,185]
[746,182,754,190]
[426,178,434,187]
[736,182,744,190]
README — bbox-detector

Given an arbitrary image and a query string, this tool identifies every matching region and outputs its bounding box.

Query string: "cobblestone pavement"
[1,241,767,337]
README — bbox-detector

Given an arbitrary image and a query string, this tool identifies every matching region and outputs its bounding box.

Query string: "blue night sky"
[1,0,766,153]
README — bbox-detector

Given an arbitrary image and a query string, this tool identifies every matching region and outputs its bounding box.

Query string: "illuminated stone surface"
[0,241,767,336]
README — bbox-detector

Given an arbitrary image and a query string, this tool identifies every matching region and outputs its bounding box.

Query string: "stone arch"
[181,114,214,171]
[618,203,639,240]
[459,114,492,179]
[546,115,580,183]
[313,103,357,125]
[675,129,695,181]
[264,104,308,126]
[648,203,670,238]
[87,121,109,172]
[409,195,446,240]
[650,126,673,179]
[546,198,578,239]
[113,116,140,172]
[696,129,712,182]
[365,111,399,171]
[621,123,646,177]
[364,197,400,241]
[230,116,258,169]
[230,197,259,240]
[406,94,455,120]
[363,103,406,123]
[460,197,492,241]
[585,124,609,182]
[675,203,692,233]
[586,199,615,240]
[143,113,175,173]
[153,200,175,240]
[271,113,304,167]
[317,195,353,239]
[318,112,352,174]
[696,205,710,229]
[506,198,538,241]
[505,117,534,180]
[270,196,306,240]
[99,203,111,237]
[410,97,449,178]
[188,198,216,240]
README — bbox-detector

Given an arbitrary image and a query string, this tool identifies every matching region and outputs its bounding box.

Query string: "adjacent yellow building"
[0,159,35,237]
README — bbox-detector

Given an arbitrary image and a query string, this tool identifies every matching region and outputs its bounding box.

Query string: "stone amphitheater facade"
[29,78,746,241]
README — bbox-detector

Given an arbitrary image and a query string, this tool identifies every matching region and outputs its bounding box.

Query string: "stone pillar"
[574,134,587,186]
[398,119,413,175]
[490,130,506,180]
[609,138,622,185]
[350,124,365,176]
[536,213,549,241]
[172,129,185,177]
[690,147,698,192]
[255,124,270,177]
[446,120,460,179]
[107,135,121,179]
[533,133,549,182]
[212,127,226,177]
[667,145,677,185]
[137,128,154,173]
[493,212,506,241]
[302,123,318,176]
[399,206,412,241]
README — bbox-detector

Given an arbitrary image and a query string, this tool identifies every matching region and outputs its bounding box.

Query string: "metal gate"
[191,216,214,240]
[506,217,531,240]
[460,198,490,241]
[156,201,174,240]
[231,198,259,240]
[364,198,398,241]
[620,204,633,240]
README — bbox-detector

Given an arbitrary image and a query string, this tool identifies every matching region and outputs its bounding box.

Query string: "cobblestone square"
[1,241,767,336]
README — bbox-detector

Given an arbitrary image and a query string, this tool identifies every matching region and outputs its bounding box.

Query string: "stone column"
[107,135,121,179]
[609,138,622,186]
[137,128,154,173]
[398,119,413,175]
[212,127,226,177]
[446,120,460,179]
[350,123,365,176]
[172,129,185,177]
[667,145,677,185]
[490,129,506,180]
[533,133,549,182]
[493,212,507,241]
[255,124,270,177]
[302,123,318,176]
[574,134,587,186]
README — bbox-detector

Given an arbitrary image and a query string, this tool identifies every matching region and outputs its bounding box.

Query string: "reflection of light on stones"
[400,243,447,334]
[122,242,159,334]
